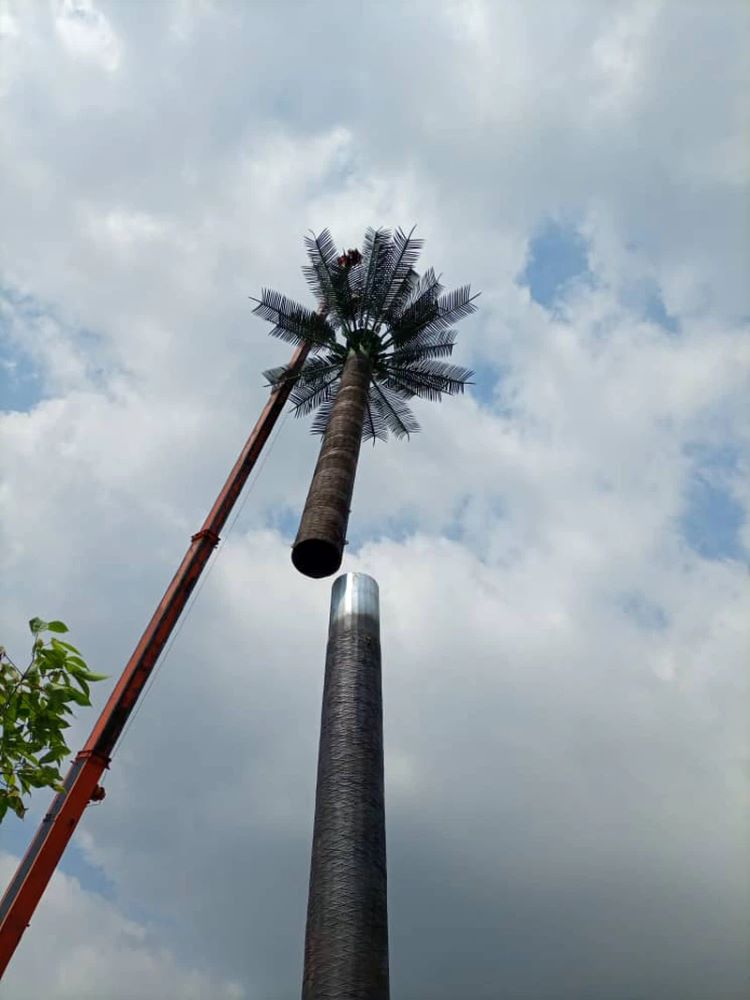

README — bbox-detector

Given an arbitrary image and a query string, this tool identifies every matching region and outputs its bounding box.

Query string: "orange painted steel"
[0,343,309,977]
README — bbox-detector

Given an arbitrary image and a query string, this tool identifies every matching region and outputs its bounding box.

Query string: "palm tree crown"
[251,227,478,578]
[253,227,478,441]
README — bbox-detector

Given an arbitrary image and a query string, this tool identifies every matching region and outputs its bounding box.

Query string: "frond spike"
[369,380,420,439]
[251,288,336,351]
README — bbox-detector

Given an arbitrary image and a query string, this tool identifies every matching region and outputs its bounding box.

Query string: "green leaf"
[50,640,82,655]
[9,796,26,819]
[72,675,90,698]
[63,657,88,673]
[37,766,61,784]
[2,614,101,825]
[17,769,53,791]
[66,688,91,707]
[38,646,66,670]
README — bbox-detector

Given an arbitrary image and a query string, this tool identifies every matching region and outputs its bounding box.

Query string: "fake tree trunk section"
[292,351,371,578]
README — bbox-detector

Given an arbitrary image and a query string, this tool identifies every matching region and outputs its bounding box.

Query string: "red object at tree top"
[337,249,362,269]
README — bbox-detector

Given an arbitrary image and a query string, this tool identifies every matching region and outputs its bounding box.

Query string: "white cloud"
[0,1,747,996]
[588,0,659,112]
[0,853,245,1000]
[54,0,120,73]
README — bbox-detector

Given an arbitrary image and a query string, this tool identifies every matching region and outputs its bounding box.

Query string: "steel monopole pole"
[302,572,389,999]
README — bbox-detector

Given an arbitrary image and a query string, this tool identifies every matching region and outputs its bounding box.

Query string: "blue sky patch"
[0,349,44,412]
[680,444,746,560]
[519,219,593,309]
[681,476,746,561]
[264,505,299,543]
[618,592,669,630]
[643,287,680,334]
[1,798,117,903]
[619,276,680,334]
[347,506,421,551]
[1,285,115,411]
[444,495,472,543]
[1,286,47,412]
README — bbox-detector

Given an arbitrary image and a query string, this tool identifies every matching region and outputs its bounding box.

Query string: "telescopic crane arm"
[0,343,309,977]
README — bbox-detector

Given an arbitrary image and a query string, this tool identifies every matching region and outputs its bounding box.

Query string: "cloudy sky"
[1,1,748,997]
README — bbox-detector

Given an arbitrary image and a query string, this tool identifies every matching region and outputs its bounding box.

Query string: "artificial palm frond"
[252,226,477,442]
[292,353,345,382]
[251,289,335,351]
[287,356,346,416]
[262,363,298,388]
[302,229,339,302]
[388,329,457,364]
[388,283,478,347]
[290,373,342,417]
[310,390,340,436]
[362,395,389,443]
[378,227,424,320]
[302,229,360,328]
[379,268,419,330]
[368,381,420,439]
[363,226,423,331]
[355,228,392,329]
[385,266,442,328]
[406,358,475,386]
[382,359,474,403]
[436,286,479,326]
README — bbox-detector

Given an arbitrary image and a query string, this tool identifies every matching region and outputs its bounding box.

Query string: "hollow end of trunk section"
[292,537,343,579]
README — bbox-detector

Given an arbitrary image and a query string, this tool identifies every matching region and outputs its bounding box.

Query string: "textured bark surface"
[302,611,389,1000]
[292,351,371,578]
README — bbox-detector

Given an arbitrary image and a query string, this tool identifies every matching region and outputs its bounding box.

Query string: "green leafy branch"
[0,618,107,823]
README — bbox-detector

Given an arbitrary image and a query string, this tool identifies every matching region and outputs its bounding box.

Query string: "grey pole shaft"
[302,573,390,1000]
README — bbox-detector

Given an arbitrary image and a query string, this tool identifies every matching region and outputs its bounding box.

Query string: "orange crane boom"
[0,343,309,977]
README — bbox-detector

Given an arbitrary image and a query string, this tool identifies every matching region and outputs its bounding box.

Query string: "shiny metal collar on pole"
[329,572,379,628]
